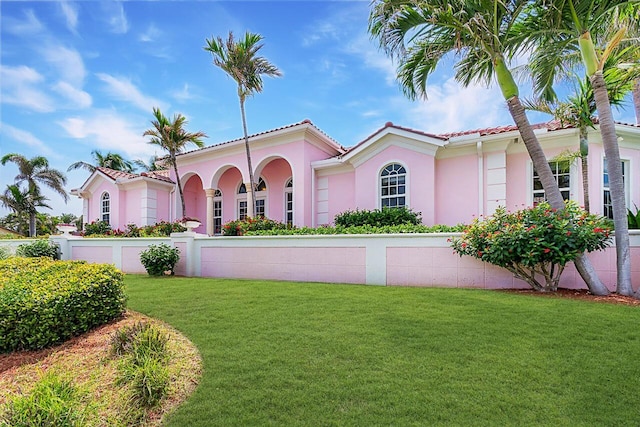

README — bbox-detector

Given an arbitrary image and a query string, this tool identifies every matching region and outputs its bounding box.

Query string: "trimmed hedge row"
[0,258,126,353]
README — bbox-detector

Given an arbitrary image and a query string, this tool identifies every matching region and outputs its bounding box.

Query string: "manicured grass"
[125,275,640,426]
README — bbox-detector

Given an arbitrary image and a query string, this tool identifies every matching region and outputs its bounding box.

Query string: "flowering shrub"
[222,217,287,236]
[139,243,180,276]
[82,220,186,238]
[451,201,612,292]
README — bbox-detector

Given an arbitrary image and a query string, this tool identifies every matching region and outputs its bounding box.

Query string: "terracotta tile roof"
[141,169,173,183]
[177,119,345,157]
[96,167,174,184]
[438,120,573,139]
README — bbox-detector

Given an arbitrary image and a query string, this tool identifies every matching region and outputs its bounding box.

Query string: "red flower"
[543,248,551,254]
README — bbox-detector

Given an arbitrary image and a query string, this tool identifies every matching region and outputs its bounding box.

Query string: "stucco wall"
[435,154,479,225]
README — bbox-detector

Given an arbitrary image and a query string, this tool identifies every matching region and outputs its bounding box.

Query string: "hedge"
[0,258,126,353]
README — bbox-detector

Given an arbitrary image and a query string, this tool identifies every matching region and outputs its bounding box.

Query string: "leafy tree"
[143,108,207,218]
[522,0,639,295]
[0,154,67,237]
[204,31,282,217]
[68,150,135,173]
[369,0,609,295]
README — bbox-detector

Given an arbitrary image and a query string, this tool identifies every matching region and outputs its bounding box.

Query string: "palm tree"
[522,0,639,295]
[204,31,282,217]
[0,184,51,237]
[68,149,135,173]
[133,155,165,172]
[523,59,635,212]
[143,107,207,218]
[369,0,610,295]
[1,154,68,237]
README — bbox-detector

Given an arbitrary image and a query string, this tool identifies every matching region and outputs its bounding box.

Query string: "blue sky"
[1,1,637,218]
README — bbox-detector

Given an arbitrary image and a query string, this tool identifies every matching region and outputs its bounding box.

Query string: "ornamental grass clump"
[451,201,612,292]
[139,243,180,276]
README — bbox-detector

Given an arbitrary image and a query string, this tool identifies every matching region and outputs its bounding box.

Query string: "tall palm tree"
[0,184,51,237]
[523,0,639,296]
[204,31,282,217]
[1,153,68,237]
[143,107,207,218]
[369,0,610,295]
[68,149,135,173]
[133,155,165,172]
[523,58,636,212]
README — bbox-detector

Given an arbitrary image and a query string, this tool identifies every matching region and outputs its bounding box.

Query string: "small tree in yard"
[451,202,612,292]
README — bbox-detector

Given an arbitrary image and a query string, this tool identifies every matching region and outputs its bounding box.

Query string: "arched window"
[101,192,110,224]
[237,178,267,219]
[284,178,293,225]
[213,189,223,235]
[380,163,407,208]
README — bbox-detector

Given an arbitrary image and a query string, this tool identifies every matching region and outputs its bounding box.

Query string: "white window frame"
[101,192,110,224]
[603,158,630,219]
[284,178,293,225]
[379,162,408,209]
[529,160,575,206]
[213,189,223,235]
[236,177,268,219]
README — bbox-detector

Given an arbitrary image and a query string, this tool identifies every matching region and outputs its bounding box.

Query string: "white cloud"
[58,110,157,159]
[40,44,86,84]
[103,1,129,34]
[96,73,168,112]
[2,9,44,35]
[139,24,161,42]
[0,65,55,112]
[171,83,196,103]
[346,34,397,86]
[398,77,506,134]
[59,1,79,34]
[52,81,92,108]
[0,123,54,156]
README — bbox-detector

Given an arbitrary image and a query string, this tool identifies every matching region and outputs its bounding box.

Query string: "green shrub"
[451,201,612,292]
[15,240,60,260]
[0,246,11,260]
[223,216,288,236]
[113,322,170,408]
[334,207,421,227]
[628,204,640,229]
[83,220,112,236]
[139,243,180,276]
[244,223,465,236]
[0,258,126,352]
[0,372,87,427]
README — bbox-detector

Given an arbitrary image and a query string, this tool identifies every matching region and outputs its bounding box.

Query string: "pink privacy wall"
[435,155,479,225]
[200,246,367,284]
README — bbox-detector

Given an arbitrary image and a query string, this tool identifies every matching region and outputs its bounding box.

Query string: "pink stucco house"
[71,119,640,235]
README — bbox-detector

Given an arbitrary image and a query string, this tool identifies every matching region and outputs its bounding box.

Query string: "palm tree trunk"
[507,96,610,296]
[591,72,633,296]
[173,161,186,219]
[29,212,36,237]
[634,79,640,125]
[239,96,256,218]
[579,127,590,212]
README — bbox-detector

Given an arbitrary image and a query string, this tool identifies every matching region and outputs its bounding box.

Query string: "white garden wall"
[0,231,626,290]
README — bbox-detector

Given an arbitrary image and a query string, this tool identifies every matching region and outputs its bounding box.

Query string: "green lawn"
[125,275,640,426]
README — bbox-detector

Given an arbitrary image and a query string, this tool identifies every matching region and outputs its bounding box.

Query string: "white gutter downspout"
[477,141,484,218]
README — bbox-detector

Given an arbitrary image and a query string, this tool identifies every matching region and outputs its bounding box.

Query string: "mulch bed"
[501,288,640,306]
